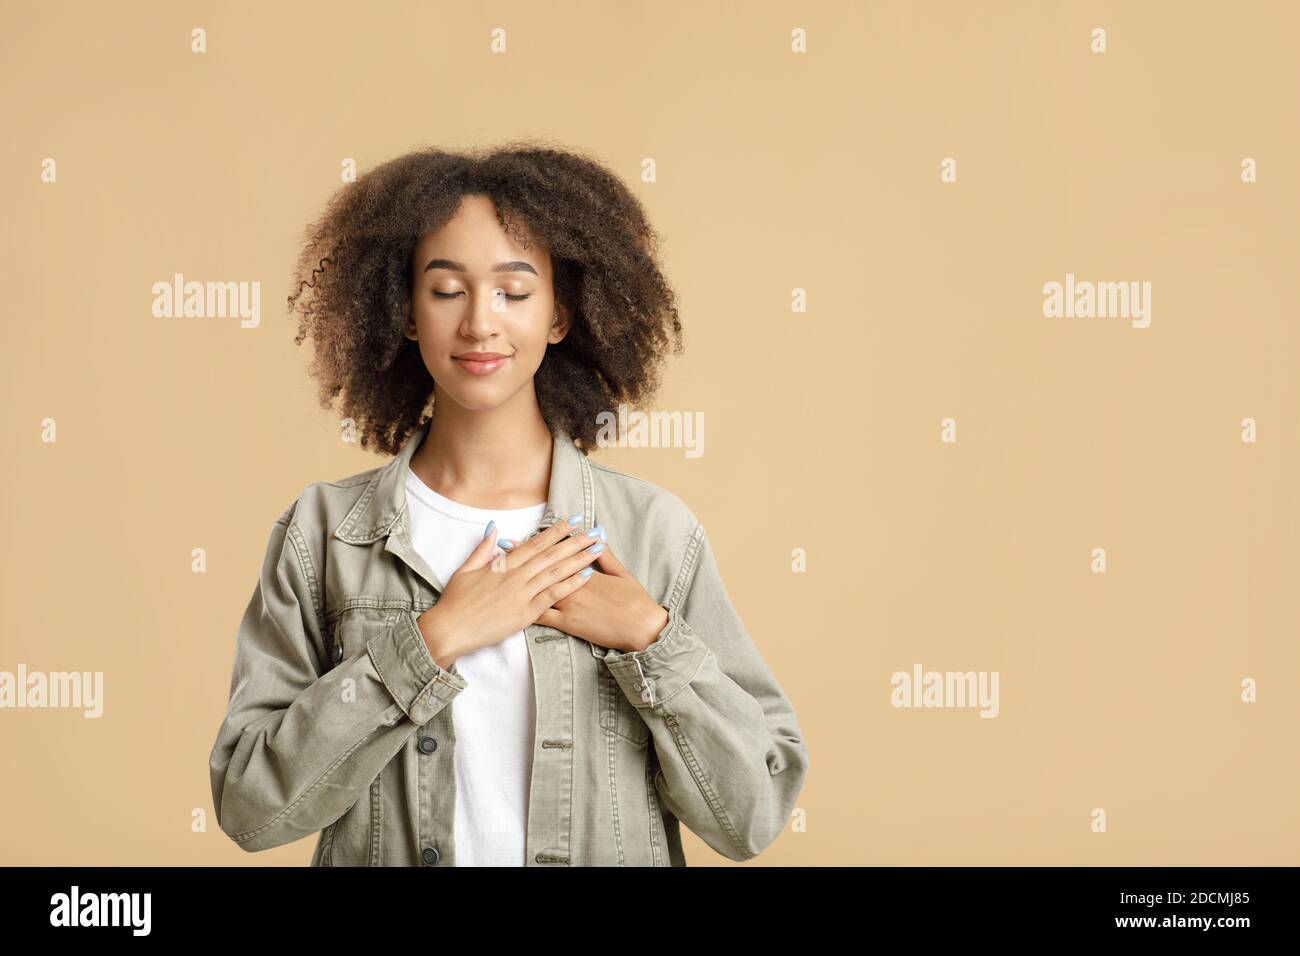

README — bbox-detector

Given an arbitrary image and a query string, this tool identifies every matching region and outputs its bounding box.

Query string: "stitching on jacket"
[603,683,625,865]
[321,821,337,866]
[640,642,708,708]
[325,596,421,624]
[663,713,752,860]
[369,776,382,866]
[368,629,423,715]
[668,522,706,610]
[567,631,577,865]
[228,725,383,843]
[644,751,663,866]
[285,521,326,654]
[654,525,754,859]
[369,615,463,713]
[610,616,707,709]
[578,445,594,523]
[315,819,338,867]
[321,471,378,489]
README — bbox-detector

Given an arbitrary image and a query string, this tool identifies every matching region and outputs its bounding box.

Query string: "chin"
[437,383,516,412]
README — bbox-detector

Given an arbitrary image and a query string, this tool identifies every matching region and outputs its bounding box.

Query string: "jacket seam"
[668,522,706,609]
[369,776,382,866]
[567,625,578,865]
[645,753,663,866]
[285,520,326,651]
[320,471,379,490]
[320,820,337,866]
[585,458,645,481]
[227,726,383,843]
[642,647,707,707]
[663,713,753,861]
[601,671,626,865]
[655,524,754,861]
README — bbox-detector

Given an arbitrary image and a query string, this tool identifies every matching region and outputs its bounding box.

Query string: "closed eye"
[433,291,531,301]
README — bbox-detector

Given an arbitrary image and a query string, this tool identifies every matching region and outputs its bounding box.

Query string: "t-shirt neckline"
[405,465,548,523]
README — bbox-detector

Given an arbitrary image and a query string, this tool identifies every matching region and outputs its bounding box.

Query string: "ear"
[403,302,418,341]
[548,303,571,345]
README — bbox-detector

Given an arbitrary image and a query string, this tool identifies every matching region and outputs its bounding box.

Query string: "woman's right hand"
[416,514,604,669]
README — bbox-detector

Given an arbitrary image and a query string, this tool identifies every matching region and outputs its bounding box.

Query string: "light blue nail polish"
[567,513,583,525]
[599,527,607,543]
[586,524,604,539]
[498,538,513,550]
[588,542,605,555]
[578,567,593,578]
[483,520,495,538]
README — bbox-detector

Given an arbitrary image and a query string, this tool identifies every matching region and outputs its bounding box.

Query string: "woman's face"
[405,193,569,413]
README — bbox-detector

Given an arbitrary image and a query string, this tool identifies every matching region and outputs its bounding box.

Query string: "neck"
[410,394,553,510]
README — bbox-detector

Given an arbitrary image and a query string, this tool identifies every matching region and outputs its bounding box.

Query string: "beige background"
[1,1,1296,865]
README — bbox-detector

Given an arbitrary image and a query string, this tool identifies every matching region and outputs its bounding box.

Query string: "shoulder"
[271,462,383,535]
[585,454,703,547]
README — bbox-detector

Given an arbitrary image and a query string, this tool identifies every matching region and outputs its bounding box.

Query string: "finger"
[517,520,602,579]
[535,607,563,629]
[590,537,630,577]
[458,520,503,573]
[529,564,595,616]
[502,513,582,569]
[525,535,605,593]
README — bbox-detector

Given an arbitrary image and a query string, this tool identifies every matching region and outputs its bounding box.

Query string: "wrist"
[417,605,461,671]
[638,604,670,652]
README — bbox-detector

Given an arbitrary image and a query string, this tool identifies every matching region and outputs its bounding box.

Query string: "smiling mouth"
[453,354,512,375]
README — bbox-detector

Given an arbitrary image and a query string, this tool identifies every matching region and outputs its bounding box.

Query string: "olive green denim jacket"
[208,419,808,866]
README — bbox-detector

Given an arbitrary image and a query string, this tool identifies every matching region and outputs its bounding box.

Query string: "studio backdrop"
[1,0,1297,865]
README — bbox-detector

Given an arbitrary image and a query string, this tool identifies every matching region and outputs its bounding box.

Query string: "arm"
[600,521,809,861]
[208,506,468,852]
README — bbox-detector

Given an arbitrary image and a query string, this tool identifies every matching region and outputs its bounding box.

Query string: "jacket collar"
[332,417,595,545]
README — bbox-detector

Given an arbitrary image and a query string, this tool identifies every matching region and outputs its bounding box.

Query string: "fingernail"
[567,513,583,525]
[578,567,593,578]
[483,520,495,539]
[587,542,605,555]
[586,524,605,539]
[498,538,513,551]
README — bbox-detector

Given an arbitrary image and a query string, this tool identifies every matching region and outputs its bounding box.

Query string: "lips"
[453,353,511,376]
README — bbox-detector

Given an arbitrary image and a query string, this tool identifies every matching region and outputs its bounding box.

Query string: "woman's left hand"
[534,535,669,654]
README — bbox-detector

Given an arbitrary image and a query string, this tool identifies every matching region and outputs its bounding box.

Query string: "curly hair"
[286,139,684,457]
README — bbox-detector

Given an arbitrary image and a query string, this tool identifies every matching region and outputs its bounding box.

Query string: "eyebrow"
[423,258,538,276]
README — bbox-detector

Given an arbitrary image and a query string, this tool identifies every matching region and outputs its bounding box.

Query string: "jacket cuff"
[602,602,708,708]
[367,609,468,725]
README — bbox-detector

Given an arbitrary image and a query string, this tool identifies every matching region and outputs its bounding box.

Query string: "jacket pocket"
[326,602,406,669]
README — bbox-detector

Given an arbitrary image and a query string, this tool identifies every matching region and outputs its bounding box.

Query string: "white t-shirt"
[403,466,547,867]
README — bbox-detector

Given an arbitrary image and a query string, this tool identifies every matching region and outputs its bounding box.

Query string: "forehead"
[414,194,547,265]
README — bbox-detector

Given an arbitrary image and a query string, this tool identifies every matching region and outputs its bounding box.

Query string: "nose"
[459,285,509,342]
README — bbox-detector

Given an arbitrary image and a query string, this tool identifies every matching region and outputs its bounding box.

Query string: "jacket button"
[418,736,438,754]
[330,643,343,665]
[422,846,440,865]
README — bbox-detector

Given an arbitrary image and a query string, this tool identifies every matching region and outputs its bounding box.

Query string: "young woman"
[208,142,809,866]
